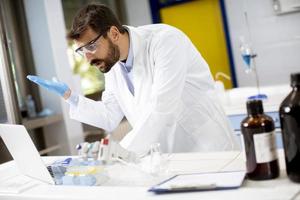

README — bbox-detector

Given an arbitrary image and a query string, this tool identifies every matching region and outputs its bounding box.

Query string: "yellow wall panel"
[160,0,232,88]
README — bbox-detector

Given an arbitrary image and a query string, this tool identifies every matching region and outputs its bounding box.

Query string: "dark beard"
[90,39,120,73]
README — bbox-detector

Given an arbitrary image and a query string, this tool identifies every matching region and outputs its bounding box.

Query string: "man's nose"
[84,52,93,61]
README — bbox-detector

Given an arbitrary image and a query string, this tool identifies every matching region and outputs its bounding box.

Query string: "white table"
[0,150,299,200]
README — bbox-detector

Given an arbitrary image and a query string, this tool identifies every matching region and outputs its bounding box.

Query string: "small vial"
[149,143,162,175]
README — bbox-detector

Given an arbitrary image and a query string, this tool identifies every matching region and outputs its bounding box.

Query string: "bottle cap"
[101,138,109,145]
[291,73,300,87]
[246,99,264,115]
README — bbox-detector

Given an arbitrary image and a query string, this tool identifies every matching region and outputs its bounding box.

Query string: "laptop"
[0,124,55,185]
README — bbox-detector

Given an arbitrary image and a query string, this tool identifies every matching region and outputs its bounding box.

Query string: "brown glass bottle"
[279,73,300,183]
[241,100,280,180]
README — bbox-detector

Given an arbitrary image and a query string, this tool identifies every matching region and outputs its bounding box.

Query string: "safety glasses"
[75,33,103,56]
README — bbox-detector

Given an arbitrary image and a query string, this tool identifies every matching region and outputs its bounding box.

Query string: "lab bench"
[0,150,300,200]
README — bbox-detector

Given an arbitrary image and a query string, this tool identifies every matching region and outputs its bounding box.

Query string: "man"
[28,4,238,154]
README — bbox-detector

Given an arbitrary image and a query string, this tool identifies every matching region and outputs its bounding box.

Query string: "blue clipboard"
[148,171,246,194]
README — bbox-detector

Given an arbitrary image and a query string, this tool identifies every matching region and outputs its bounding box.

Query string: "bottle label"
[253,131,278,163]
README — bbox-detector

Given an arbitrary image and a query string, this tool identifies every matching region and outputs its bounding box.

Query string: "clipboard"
[148,171,246,194]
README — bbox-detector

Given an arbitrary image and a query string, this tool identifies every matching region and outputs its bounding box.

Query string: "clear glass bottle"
[241,99,279,180]
[26,95,36,118]
[279,72,300,183]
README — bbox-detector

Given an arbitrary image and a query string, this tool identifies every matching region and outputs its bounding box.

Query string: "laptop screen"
[0,124,54,184]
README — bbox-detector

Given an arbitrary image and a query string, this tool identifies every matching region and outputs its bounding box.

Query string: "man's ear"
[108,26,120,42]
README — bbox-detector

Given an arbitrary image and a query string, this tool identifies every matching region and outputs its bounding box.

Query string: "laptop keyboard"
[47,166,54,178]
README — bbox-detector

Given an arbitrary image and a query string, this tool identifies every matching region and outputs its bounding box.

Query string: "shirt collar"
[119,30,133,73]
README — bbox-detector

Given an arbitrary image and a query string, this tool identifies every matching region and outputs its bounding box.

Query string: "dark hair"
[67,4,126,40]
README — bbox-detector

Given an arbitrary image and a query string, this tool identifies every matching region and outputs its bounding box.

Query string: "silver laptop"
[0,124,55,185]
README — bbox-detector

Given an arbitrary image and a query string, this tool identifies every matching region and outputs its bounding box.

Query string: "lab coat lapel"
[120,26,153,125]
[126,26,148,105]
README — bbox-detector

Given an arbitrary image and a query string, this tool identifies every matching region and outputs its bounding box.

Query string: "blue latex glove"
[27,75,69,97]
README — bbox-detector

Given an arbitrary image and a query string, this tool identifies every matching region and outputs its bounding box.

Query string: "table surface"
[0,150,299,200]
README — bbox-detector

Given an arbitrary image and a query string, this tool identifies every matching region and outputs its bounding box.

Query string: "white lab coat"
[69,24,239,153]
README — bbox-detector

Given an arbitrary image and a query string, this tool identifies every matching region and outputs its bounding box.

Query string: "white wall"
[225,0,300,87]
[124,0,152,26]
[23,0,84,155]
[124,0,300,86]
